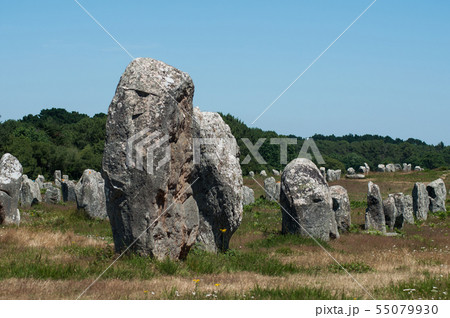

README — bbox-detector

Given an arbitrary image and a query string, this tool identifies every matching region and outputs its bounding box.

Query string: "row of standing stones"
[0,58,446,260]
[0,152,108,225]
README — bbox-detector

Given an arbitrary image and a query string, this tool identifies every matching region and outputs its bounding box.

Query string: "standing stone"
[0,154,23,225]
[102,58,199,260]
[394,164,402,172]
[43,182,53,190]
[412,182,428,220]
[427,179,447,212]
[75,169,107,219]
[377,164,386,172]
[385,164,396,173]
[62,175,69,181]
[264,177,278,202]
[242,186,255,206]
[414,166,423,172]
[61,179,77,202]
[365,182,386,233]
[36,175,45,189]
[280,158,338,241]
[20,175,42,208]
[272,169,280,176]
[347,167,356,175]
[260,170,267,177]
[346,174,366,179]
[393,193,414,227]
[364,163,370,173]
[192,108,243,252]
[320,167,326,179]
[326,169,341,182]
[383,195,397,230]
[330,185,351,233]
[44,186,61,204]
[54,170,62,188]
[249,171,255,177]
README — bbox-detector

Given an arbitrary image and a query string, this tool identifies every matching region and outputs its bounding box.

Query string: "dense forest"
[0,108,448,180]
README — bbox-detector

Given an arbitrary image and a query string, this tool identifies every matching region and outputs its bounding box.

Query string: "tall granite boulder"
[264,177,278,202]
[102,58,199,260]
[365,182,386,233]
[330,185,351,232]
[326,169,341,182]
[242,186,255,206]
[385,164,395,173]
[393,193,414,228]
[75,169,107,219]
[20,175,42,208]
[62,179,77,202]
[192,108,243,252]
[412,182,428,220]
[347,167,356,175]
[0,153,23,225]
[427,179,447,212]
[280,158,338,241]
[36,175,45,189]
[377,164,386,173]
[54,170,62,188]
[383,194,397,230]
[260,170,267,177]
[394,164,402,172]
[44,186,61,204]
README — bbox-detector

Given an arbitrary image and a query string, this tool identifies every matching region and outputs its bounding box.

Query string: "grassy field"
[0,170,448,300]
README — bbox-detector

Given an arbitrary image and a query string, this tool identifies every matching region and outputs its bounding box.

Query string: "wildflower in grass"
[144,290,148,293]
[220,229,227,233]
[193,279,200,283]
[215,283,221,287]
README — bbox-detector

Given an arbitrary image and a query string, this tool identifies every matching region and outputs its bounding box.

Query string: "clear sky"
[1,0,449,145]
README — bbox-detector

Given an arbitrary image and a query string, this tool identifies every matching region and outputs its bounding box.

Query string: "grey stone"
[260,170,267,177]
[377,164,386,172]
[242,186,255,206]
[364,163,370,173]
[320,167,326,179]
[383,195,397,230]
[358,166,368,174]
[192,108,243,253]
[346,174,366,179]
[347,167,356,175]
[272,169,280,176]
[427,179,447,212]
[54,170,62,188]
[280,158,338,241]
[249,171,254,177]
[264,177,278,202]
[44,186,61,204]
[393,193,414,228]
[36,175,45,189]
[412,182,428,220]
[0,153,23,225]
[330,185,351,232]
[326,169,341,182]
[61,179,77,202]
[20,175,42,208]
[62,175,69,181]
[414,166,423,172]
[102,57,199,260]
[394,164,402,172]
[385,164,396,173]
[43,182,53,190]
[365,181,386,233]
[76,169,107,219]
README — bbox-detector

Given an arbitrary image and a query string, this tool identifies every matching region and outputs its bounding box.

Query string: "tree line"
[0,108,448,179]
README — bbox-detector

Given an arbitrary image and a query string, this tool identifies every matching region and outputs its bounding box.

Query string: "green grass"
[328,261,374,274]
[247,233,331,250]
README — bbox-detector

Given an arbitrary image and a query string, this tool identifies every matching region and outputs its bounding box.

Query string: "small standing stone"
[44,186,61,204]
[264,177,278,202]
[249,171,255,177]
[377,164,386,172]
[260,170,267,177]
[412,182,428,220]
[427,179,447,212]
[330,185,351,232]
[347,167,356,175]
[54,170,62,188]
[20,175,42,208]
[61,180,77,202]
[242,186,255,206]
[383,195,397,230]
[272,169,280,176]
[365,181,386,233]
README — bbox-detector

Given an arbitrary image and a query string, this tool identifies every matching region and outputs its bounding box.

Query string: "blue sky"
[1,0,449,145]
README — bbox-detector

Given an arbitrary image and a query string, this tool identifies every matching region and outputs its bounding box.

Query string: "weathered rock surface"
[358,166,368,174]
[54,170,62,187]
[20,175,42,208]
[427,179,447,212]
[330,185,351,233]
[260,170,267,177]
[347,167,356,175]
[364,163,370,173]
[44,186,61,204]
[412,182,428,220]
[365,182,386,233]
[377,164,386,173]
[414,166,423,172]
[394,164,402,172]
[62,175,69,181]
[320,167,326,179]
[326,169,341,182]
[76,169,107,219]
[102,58,199,260]
[383,195,397,230]
[36,175,45,189]
[264,177,278,202]
[242,186,255,206]
[192,108,243,252]
[272,169,280,176]
[393,193,414,228]
[249,171,254,177]
[62,179,77,202]
[0,153,23,225]
[280,158,338,241]
[43,182,53,190]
